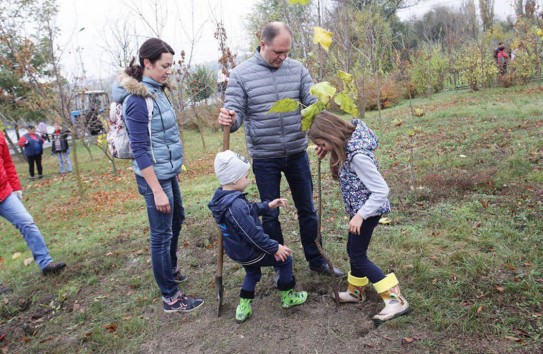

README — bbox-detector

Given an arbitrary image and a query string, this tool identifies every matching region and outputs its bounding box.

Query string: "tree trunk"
[3,129,25,162]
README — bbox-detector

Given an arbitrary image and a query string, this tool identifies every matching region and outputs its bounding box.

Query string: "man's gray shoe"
[309,263,346,278]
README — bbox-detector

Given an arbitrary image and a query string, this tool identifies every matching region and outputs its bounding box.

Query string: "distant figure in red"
[18,125,44,180]
[495,43,510,74]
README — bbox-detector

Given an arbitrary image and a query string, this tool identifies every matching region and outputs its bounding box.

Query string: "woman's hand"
[154,190,171,213]
[348,214,364,235]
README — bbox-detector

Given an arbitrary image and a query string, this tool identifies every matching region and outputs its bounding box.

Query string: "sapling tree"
[269,23,360,305]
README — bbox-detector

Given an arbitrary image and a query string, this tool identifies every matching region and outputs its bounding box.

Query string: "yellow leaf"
[333,92,359,117]
[267,98,300,114]
[379,217,392,225]
[309,82,336,105]
[313,27,334,52]
[12,252,22,260]
[24,258,34,266]
[392,118,403,127]
[288,0,310,4]
[182,164,187,172]
[301,101,326,131]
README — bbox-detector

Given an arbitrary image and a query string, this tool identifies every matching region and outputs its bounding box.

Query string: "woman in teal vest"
[113,38,204,313]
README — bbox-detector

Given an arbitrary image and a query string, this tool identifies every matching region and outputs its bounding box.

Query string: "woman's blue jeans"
[252,151,323,268]
[56,150,72,173]
[136,175,185,300]
[0,193,53,269]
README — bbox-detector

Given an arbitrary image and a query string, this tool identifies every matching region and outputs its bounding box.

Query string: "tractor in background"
[70,90,108,136]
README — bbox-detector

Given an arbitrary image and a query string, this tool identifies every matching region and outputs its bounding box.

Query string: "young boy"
[208,150,308,323]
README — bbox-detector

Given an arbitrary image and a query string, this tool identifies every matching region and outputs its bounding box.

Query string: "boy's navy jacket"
[208,188,279,265]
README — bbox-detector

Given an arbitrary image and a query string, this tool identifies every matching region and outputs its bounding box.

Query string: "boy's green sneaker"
[235,298,253,323]
[280,289,308,309]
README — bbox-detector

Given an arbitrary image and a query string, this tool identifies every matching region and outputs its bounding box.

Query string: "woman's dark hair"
[125,38,175,81]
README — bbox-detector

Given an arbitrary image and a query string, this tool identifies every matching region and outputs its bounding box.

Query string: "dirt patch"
[137,272,527,353]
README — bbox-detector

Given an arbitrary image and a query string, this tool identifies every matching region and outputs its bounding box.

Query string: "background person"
[112,38,204,313]
[217,22,344,277]
[0,131,66,275]
[51,122,72,174]
[17,125,44,180]
[37,122,50,142]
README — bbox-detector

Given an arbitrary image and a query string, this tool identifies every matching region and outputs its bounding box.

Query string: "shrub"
[410,45,449,96]
[455,40,498,91]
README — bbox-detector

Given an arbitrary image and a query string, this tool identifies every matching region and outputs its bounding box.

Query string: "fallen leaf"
[472,221,481,229]
[379,217,392,225]
[495,286,504,293]
[513,329,530,338]
[23,258,34,266]
[476,305,484,315]
[12,252,22,260]
[523,262,531,267]
[392,118,403,127]
[401,337,418,345]
[103,323,118,333]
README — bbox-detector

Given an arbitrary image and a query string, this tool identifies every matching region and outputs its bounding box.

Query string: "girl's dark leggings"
[347,215,386,283]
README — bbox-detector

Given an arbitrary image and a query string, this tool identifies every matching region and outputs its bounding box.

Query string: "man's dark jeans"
[252,151,323,267]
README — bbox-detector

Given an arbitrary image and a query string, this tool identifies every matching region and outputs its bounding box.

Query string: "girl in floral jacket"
[308,111,410,324]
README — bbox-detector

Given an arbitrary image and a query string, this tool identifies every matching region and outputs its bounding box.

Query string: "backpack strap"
[145,97,156,163]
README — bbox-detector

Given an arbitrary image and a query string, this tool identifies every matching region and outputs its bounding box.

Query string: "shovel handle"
[215,123,231,315]
[222,125,230,151]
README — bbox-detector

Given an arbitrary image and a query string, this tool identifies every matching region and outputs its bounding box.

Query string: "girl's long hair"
[308,111,355,180]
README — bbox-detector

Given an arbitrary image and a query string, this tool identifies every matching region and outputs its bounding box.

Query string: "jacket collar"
[254,47,279,70]
[116,71,154,98]
[142,76,162,90]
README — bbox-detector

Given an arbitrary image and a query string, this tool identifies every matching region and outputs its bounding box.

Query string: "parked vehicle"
[71,90,108,136]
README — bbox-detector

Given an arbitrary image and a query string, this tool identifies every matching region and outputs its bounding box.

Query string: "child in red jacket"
[1,131,65,275]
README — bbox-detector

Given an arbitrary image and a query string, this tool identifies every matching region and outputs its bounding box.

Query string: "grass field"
[0,83,542,353]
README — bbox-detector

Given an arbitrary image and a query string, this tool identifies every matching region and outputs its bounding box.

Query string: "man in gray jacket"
[218,22,344,277]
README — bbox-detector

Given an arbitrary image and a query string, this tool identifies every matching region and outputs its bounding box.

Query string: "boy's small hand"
[274,244,292,262]
[269,198,287,209]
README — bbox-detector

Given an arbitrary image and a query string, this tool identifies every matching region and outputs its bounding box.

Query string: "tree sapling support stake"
[315,158,340,308]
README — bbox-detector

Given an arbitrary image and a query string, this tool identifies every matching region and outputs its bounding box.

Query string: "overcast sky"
[57,0,261,80]
[57,0,518,80]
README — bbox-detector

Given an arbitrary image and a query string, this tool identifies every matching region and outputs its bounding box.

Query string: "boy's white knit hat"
[214,150,251,185]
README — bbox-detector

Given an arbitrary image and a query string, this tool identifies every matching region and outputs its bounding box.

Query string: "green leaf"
[288,0,311,4]
[313,27,334,52]
[337,70,357,95]
[334,92,359,117]
[301,101,326,131]
[267,98,300,114]
[337,70,354,84]
[310,82,336,105]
